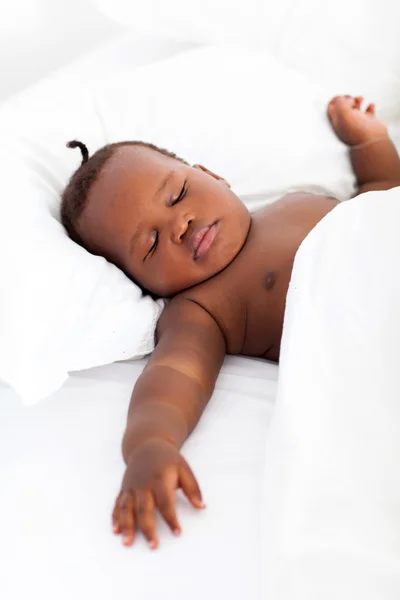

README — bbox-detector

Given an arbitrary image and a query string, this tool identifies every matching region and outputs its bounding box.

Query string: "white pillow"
[262,188,400,598]
[0,43,353,405]
[91,0,400,120]
[0,76,164,406]
[94,44,355,210]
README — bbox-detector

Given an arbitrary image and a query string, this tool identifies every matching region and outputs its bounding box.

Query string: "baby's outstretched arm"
[328,95,400,195]
[112,297,225,549]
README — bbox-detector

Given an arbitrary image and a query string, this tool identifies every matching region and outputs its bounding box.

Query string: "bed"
[1,6,400,599]
[1,353,277,600]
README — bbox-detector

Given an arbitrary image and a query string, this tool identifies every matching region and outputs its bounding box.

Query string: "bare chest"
[187,193,339,360]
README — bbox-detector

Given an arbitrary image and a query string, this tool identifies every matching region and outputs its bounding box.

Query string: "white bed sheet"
[0,355,277,600]
[0,34,277,600]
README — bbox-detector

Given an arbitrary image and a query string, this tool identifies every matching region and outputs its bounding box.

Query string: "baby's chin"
[146,273,210,298]
[157,267,231,298]
[142,239,246,297]
[150,279,203,299]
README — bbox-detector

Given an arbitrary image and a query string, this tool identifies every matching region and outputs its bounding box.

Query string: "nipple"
[264,271,276,290]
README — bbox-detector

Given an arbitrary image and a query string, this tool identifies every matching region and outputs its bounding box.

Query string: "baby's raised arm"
[112,297,226,549]
[328,95,400,195]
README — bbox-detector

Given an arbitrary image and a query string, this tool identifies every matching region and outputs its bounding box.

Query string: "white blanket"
[262,188,400,599]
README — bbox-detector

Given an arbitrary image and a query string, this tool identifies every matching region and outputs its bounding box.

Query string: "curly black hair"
[60,140,188,248]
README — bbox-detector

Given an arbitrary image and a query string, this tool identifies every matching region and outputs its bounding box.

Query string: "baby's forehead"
[78,147,163,252]
[86,145,178,222]
[91,146,170,200]
[107,145,173,179]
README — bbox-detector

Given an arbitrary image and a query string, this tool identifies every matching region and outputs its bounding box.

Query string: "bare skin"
[76,95,400,549]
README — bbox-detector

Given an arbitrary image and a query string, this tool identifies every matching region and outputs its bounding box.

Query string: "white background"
[0,0,124,103]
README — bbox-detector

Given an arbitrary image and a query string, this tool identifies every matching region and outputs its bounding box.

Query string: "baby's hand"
[327,95,387,146]
[112,438,205,549]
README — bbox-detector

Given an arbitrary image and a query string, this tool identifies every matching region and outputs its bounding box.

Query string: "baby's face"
[77,146,250,296]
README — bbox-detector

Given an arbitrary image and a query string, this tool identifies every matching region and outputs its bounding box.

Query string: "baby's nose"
[171,216,192,244]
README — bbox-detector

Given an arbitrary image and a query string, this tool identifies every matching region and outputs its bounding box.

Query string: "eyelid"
[170,180,187,206]
[144,231,158,261]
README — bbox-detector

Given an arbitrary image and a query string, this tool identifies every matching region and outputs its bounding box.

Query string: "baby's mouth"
[188,221,219,260]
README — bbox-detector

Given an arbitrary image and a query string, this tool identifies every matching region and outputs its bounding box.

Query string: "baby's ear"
[192,164,231,188]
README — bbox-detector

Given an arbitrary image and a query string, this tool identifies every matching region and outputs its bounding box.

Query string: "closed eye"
[169,180,187,206]
[144,231,158,261]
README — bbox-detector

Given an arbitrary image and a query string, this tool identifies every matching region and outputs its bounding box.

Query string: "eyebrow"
[129,169,176,257]
[155,169,175,199]
[129,228,141,257]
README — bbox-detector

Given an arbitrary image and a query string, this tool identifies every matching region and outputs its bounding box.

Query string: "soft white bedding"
[0,33,279,600]
[0,355,277,600]
[2,22,400,600]
[262,188,400,599]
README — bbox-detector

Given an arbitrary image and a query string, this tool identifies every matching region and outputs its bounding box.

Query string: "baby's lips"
[188,225,209,256]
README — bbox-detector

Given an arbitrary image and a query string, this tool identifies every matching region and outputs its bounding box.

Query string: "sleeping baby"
[61,95,400,549]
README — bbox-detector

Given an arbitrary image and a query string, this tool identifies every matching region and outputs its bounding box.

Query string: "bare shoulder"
[262,191,340,216]
[157,294,227,350]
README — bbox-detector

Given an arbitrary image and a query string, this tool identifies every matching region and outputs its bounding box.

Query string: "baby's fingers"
[179,462,205,509]
[117,491,136,546]
[136,489,158,550]
[154,483,181,536]
[354,96,364,109]
[112,497,121,534]
[327,96,340,119]
[366,103,376,116]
